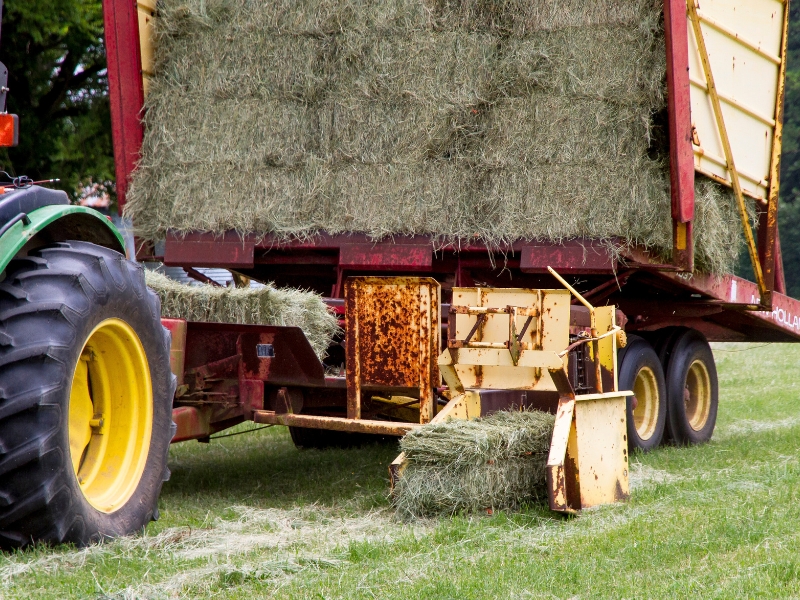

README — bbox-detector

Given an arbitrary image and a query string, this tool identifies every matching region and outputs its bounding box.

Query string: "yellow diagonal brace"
[761,2,790,309]
[687,0,767,302]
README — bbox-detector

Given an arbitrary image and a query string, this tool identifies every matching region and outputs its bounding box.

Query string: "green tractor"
[0,100,174,547]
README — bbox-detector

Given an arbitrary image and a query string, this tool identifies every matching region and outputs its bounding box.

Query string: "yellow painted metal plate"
[448,287,570,391]
[593,305,619,392]
[573,393,630,508]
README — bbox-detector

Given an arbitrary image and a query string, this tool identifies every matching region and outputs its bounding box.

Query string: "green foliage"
[0,0,114,201]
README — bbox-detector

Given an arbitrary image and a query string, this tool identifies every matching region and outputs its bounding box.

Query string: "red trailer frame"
[101,0,800,443]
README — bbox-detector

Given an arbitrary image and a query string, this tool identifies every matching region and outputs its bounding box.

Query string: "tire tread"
[0,241,174,548]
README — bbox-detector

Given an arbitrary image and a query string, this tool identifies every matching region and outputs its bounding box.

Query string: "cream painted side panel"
[688,0,785,200]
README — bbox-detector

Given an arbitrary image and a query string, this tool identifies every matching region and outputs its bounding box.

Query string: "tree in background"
[0,0,114,204]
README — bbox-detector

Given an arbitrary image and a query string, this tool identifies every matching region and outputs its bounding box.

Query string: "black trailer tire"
[664,330,718,445]
[0,241,175,548]
[651,326,690,370]
[643,326,690,441]
[618,336,667,451]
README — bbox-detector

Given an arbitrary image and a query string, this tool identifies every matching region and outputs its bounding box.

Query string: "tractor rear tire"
[0,241,175,548]
[664,329,718,445]
[618,336,667,451]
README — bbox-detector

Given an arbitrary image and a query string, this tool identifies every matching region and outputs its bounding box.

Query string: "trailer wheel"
[650,327,690,369]
[0,241,175,548]
[618,336,667,451]
[642,326,690,442]
[664,330,718,445]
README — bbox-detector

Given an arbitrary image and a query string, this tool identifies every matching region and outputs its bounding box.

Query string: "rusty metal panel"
[239,379,265,417]
[339,244,432,270]
[546,391,629,512]
[236,328,325,386]
[591,305,619,393]
[171,406,212,442]
[520,241,616,273]
[345,277,441,422]
[184,322,325,386]
[546,397,577,513]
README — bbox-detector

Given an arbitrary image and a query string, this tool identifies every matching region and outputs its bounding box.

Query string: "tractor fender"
[0,204,126,274]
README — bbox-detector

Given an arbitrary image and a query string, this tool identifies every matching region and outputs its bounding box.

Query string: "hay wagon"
[0,0,798,546]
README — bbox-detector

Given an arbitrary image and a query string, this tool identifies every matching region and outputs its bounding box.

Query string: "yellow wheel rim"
[632,365,659,441]
[68,318,153,513]
[685,359,711,431]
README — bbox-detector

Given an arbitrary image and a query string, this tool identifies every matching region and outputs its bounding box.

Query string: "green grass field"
[3,343,800,599]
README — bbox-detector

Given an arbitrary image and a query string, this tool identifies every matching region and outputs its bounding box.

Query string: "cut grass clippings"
[4,343,800,598]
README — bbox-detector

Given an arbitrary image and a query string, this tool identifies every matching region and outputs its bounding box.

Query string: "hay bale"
[144,270,339,358]
[127,0,743,274]
[393,409,555,518]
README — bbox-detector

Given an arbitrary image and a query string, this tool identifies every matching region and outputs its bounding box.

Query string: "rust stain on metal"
[359,285,418,386]
[565,454,581,510]
[345,277,440,423]
[759,1,789,309]
[614,478,629,502]
[171,406,212,442]
[474,364,484,388]
[548,465,568,511]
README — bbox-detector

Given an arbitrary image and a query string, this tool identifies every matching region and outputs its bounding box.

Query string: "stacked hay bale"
[127,0,742,273]
[393,410,555,519]
[145,270,339,358]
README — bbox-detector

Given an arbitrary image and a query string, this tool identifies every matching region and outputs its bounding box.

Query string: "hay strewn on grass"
[393,410,555,519]
[145,270,339,357]
[127,0,743,273]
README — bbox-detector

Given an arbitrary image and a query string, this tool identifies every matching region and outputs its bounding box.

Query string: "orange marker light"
[0,114,19,147]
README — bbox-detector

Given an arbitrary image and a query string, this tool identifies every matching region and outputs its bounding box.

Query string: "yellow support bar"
[547,266,604,392]
[762,2,790,308]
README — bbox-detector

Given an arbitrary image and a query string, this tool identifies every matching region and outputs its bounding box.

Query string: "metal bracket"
[0,62,8,113]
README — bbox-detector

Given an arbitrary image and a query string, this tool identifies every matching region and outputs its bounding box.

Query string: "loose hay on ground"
[145,270,339,358]
[127,0,744,274]
[393,410,555,519]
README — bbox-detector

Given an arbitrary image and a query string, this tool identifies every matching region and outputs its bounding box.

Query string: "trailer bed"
[161,233,800,343]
